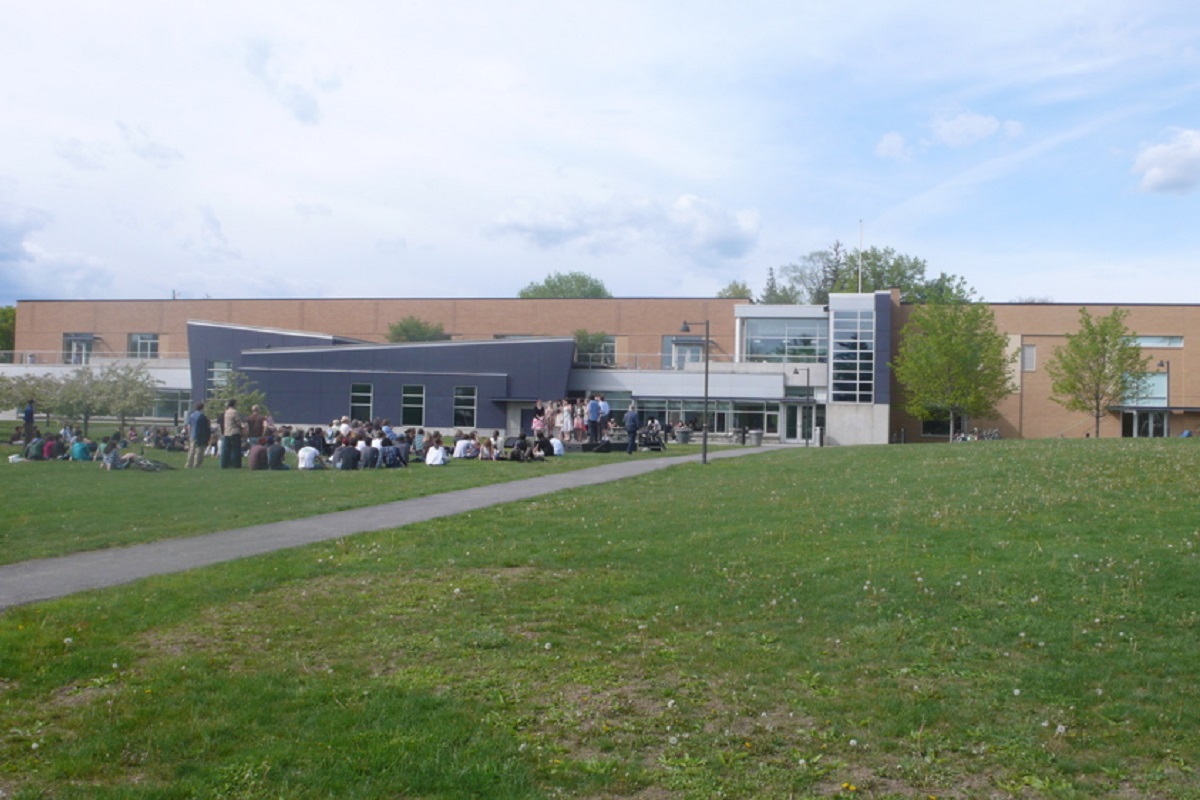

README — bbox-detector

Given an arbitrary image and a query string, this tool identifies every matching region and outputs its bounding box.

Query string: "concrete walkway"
[0,447,775,610]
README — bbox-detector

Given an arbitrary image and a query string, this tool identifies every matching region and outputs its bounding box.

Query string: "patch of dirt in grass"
[49,682,117,708]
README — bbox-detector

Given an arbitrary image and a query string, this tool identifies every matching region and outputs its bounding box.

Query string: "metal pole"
[702,320,710,465]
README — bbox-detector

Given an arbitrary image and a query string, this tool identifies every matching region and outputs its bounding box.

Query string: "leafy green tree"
[1045,308,1150,438]
[758,267,802,304]
[0,306,14,363]
[716,280,753,300]
[778,241,850,304]
[205,370,269,421]
[386,315,450,343]
[573,329,613,366]
[777,243,974,304]
[518,271,612,299]
[892,301,1015,440]
[52,367,103,436]
[5,373,57,425]
[97,362,161,430]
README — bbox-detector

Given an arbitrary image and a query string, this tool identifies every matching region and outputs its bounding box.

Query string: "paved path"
[0,447,775,610]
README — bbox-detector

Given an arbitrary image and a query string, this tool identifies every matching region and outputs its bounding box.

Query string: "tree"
[205,370,269,421]
[52,367,103,436]
[1045,308,1150,438]
[518,271,612,299]
[758,267,802,304]
[716,280,753,300]
[776,243,974,304]
[386,315,450,343]
[0,306,14,363]
[573,329,613,366]
[97,362,162,430]
[892,301,1015,440]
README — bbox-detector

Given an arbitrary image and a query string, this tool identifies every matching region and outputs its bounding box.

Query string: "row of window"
[204,365,477,428]
[62,333,160,363]
[347,384,477,428]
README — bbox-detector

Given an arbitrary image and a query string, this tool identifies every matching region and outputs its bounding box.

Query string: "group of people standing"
[529,395,617,444]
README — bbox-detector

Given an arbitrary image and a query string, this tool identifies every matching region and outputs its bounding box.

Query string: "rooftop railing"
[0,351,192,367]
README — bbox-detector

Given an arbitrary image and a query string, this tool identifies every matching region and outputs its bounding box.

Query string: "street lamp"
[680,319,710,464]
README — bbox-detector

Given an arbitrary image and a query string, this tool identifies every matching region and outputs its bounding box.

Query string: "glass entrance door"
[1121,410,1168,438]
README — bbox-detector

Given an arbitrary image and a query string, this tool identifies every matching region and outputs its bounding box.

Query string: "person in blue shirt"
[623,402,641,455]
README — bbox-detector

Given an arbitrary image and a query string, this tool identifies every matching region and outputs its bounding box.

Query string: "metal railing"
[0,351,191,367]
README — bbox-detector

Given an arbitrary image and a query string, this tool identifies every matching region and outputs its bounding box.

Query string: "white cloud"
[244,38,329,125]
[875,132,912,160]
[488,194,757,265]
[117,123,184,168]
[668,195,759,262]
[932,111,1001,148]
[54,138,107,171]
[1133,128,1200,194]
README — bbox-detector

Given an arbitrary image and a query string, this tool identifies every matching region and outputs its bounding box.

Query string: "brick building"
[7,294,1197,442]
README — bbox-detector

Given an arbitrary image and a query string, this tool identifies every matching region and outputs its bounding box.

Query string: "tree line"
[1,363,162,437]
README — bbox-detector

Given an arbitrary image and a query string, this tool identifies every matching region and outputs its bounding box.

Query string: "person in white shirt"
[297,445,325,469]
[425,443,446,465]
[550,435,565,456]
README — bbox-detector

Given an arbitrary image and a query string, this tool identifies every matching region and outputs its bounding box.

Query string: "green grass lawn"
[2,439,1199,798]
[0,443,705,565]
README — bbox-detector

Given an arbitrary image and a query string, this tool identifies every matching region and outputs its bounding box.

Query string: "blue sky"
[2,1,1199,306]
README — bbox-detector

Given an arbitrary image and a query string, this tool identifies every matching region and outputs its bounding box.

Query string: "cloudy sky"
[2,1,1199,306]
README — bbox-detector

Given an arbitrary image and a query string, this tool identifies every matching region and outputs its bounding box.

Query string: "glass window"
[672,342,704,369]
[1021,344,1036,372]
[453,386,477,427]
[152,389,191,420]
[1135,336,1183,348]
[1124,373,1166,406]
[205,360,232,397]
[401,384,425,426]
[350,383,373,422]
[128,333,159,359]
[63,333,94,365]
[921,418,952,438]
[830,310,874,403]
[744,318,828,363]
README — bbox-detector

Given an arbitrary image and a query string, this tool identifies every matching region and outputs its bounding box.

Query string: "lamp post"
[680,319,710,464]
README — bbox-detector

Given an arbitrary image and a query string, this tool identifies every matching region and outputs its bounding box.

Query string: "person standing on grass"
[586,394,601,443]
[185,401,211,469]
[22,399,34,444]
[220,398,244,469]
[623,402,641,455]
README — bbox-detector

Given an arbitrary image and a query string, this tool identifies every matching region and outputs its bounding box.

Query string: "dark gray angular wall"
[188,322,574,427]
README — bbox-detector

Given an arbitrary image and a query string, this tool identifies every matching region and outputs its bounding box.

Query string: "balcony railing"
[0,351,191,367]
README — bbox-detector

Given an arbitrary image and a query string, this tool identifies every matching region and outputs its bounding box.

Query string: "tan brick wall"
[891,302,1200,440]
[14,297,744,366]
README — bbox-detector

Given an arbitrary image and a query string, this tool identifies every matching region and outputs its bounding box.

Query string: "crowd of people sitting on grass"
[9,394,682,472]
[266,417,568,470]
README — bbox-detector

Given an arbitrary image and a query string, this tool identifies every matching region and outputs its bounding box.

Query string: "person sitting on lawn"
[477,436,496,461]
[100,439,140,471]
[266,436,290,470]
[424,433,447,465]
[331,437,361,470]
[379,437,407,468]
[23,431,45,460]
[70,436,95,461]
[247,437,269,470]
[297,443,325,470]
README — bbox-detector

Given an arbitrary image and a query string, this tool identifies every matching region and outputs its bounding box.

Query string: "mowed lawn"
[1,439,1198,799]
[0,443,701,565]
